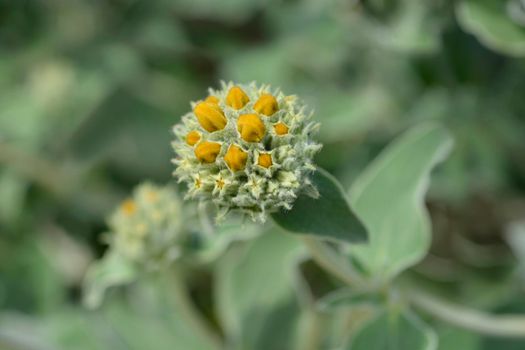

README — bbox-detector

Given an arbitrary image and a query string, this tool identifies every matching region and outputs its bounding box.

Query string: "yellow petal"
[186,130,201,146]
[254,93,279,116]
[195,141,221,163]
[224,144,248,172]
[194,102,227,132]
[274,122,289,135]
[257,153,272,168]
[226,86,250,110]
[237,113,266,142]
[205,95,219,104]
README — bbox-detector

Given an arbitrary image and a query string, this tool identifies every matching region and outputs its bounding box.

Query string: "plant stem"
[408,288,525,338]
[301,236,365,287]
[165,267,222,349]
[299,310,324,350]
[198,201,215,237]
[292,253,324,350]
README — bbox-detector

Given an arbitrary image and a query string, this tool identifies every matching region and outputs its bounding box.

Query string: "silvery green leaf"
[348,124,453,281]
[43,279,215,350]
[215,229,305,350]
[101,296,213,350]
[317,288,381,312]
[457,0,525,57]
[348,310,437,350]
[82,251,137,309]
[193,216,262,263]
[437,326,481,350]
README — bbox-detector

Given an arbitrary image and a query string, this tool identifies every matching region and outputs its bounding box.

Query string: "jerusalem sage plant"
[84,82,525,350]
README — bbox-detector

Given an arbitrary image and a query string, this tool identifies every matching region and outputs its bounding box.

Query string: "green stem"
[408,288,525,338]
[198,201,215,237]
[164,267,222,349]
[301,236,365,287]
[299,310,324,350]
[292,254,324,350]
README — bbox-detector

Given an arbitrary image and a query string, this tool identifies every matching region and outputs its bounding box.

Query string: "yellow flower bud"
[121,199,137,216]
[194,102,227,132]
[195,141,221,163]
[257,153,272,168]
[274,122,289,135]
[254,93,278,116]
[224,144,248,172]
[237,114,266,142]
[226,86,250,110]
[205,95,219,104]
[145,190,158,203]
[186,130,201,146]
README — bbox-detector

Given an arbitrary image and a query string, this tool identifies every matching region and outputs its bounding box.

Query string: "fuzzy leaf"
[457,0,525,57]
[82,251,137,309]
[215,230,304,350]
[348,124,453,281]
[348,310,437,350]
[271,168,367,244]
[317,288,381,312]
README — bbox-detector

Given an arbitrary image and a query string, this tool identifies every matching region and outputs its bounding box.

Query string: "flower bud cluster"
[108,183,184,266]
[172,82,321,221]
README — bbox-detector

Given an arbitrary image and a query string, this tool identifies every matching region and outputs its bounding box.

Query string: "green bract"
[172,81,322,222]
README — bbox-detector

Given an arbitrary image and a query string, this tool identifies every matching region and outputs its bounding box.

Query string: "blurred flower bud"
[109,183,184,266]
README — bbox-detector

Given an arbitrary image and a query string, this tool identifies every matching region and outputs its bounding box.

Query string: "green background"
[1,0,525,349]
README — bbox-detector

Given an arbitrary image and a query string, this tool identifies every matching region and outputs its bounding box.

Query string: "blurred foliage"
[1,0,525,349]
